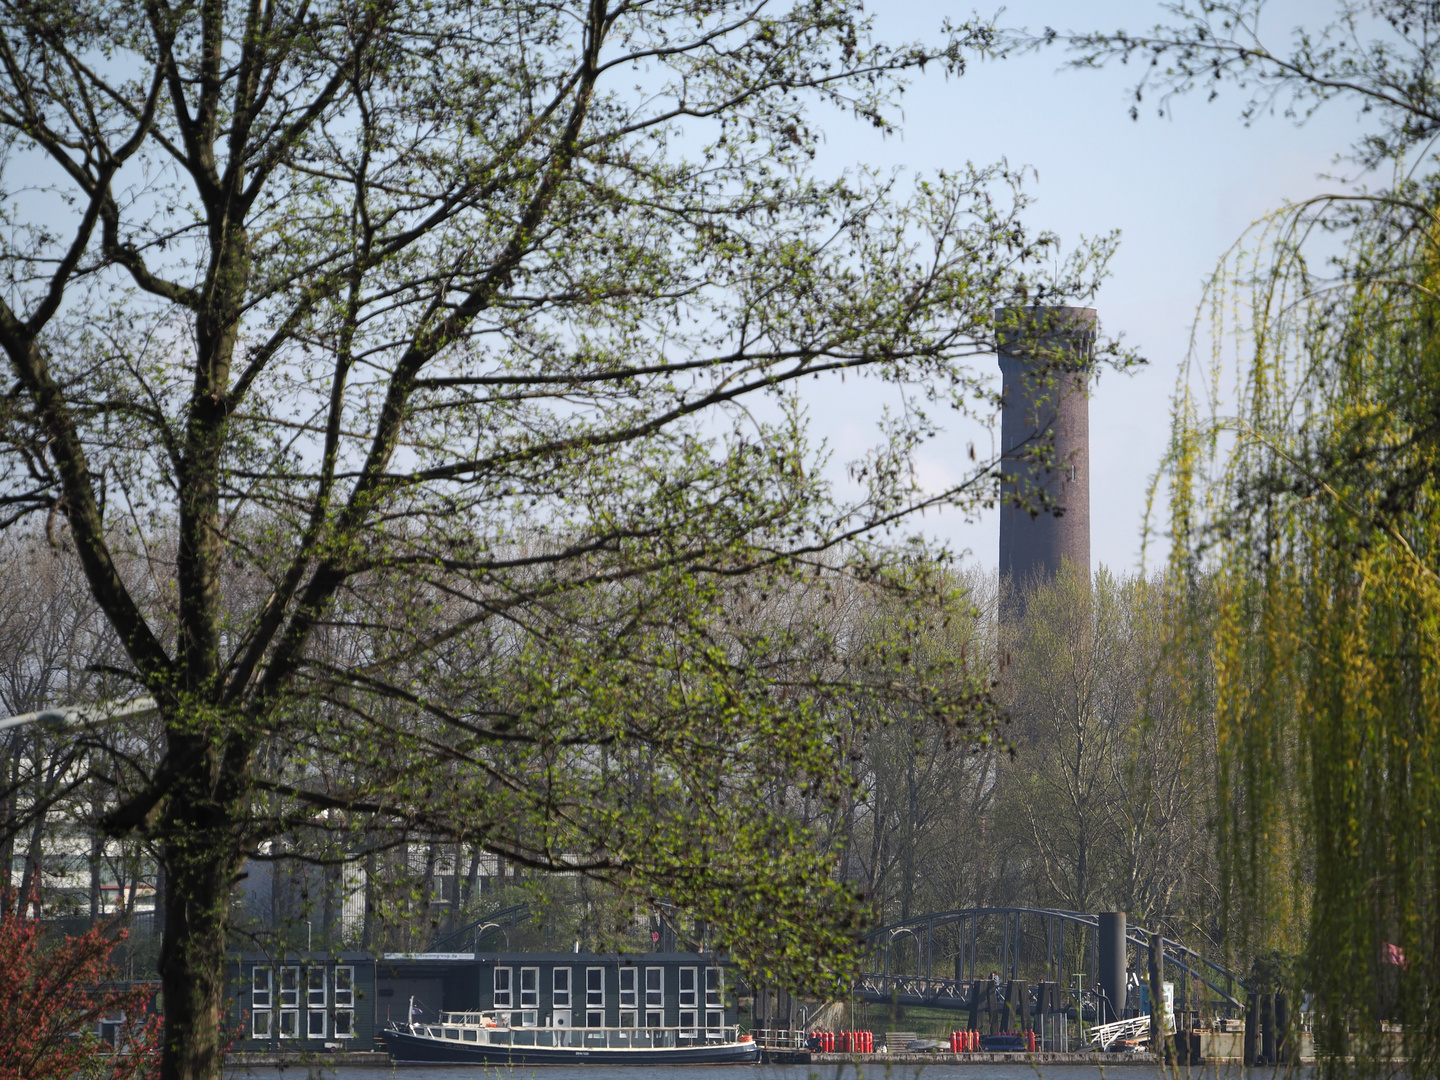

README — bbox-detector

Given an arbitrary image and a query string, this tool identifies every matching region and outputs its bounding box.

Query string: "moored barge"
[381,1010,760,1065]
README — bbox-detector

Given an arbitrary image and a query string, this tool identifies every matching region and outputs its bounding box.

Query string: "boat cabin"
[227,950,736,1053]
[227,952,378,1052]
[464,952,733,1031]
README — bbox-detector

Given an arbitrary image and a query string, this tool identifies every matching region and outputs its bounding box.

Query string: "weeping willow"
[1165,191,1440,1075]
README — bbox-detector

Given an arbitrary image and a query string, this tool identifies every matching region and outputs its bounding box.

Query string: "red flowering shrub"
[0,896,160,1080]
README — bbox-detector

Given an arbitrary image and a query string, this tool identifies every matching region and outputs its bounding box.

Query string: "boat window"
[520,967,539,1009]
[644,965,663,1028]
[334,966,355,1009]
[586,966,604,1006]
[278,966,300,1009]
[552,966,571,1008]
[494,967,513,1009]
[585,966,604,1027]
[251,966,272,1009]
[462,1028,477,1042]
[678,966,697,1035]
[519,1010,537,1027]
[443,1028,460,1040]
[307,967,326,1008]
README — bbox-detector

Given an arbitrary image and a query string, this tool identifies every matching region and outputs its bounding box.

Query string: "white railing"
[1086,1014,1165,1051]
[417,1018,742,1048]
[749,1027,809,1051]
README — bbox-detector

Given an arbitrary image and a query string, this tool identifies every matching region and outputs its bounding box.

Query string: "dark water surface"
[230,1064,1298,1080]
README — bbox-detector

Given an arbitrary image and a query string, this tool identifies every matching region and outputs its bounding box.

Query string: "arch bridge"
[856,907,1248,1021]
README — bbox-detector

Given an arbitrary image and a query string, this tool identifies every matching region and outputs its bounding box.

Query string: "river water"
[229,1064,1293,1080]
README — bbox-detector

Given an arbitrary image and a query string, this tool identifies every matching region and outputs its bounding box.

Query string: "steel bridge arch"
[858,907,1247,1013]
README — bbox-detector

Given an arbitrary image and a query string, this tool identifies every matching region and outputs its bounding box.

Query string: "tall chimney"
[996,306,1095,594]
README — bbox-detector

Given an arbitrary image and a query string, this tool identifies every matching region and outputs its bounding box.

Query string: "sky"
[795,0,1369,575]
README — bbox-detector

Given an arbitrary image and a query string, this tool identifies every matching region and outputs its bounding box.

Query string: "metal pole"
[1013,913,1021,981]
[1090,922,1098,1023]
[1048,915,1059,984]
[969,916,976,983]
[1058,919,1065,1000]
[1004,914,1010,982]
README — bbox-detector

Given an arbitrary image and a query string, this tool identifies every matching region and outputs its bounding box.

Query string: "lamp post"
[0,697,159,918]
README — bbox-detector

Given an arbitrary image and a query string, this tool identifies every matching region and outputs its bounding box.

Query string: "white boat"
[380,1008,761,1065]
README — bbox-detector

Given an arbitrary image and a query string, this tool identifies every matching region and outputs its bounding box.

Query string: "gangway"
[1086,1011,1173,1051]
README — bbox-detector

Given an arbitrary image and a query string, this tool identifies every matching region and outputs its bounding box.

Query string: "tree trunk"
[0,740,19,909]
[157,842,236,1080]
[153,860,167,938]
[362,849,376,950]
[125,853,139,917]
[323,860,337,946]
[463,846,481,911]
[420,840,439,947]
[90,828,103,920]
[18,810,43,916]
[154,731,246,1080]
[447,842,462,930]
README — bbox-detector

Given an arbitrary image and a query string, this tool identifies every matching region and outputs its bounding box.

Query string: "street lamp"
[0,697,160,921]
[0,696,157,733]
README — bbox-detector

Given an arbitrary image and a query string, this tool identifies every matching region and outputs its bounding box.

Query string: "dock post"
[1243,991,1259,1065]
[1260,993,1275,1065]
[1148,932,1170,1063]
[1097,912,1127,1024]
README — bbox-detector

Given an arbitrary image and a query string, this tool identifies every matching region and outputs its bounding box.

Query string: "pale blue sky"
[802,0,1366,574]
